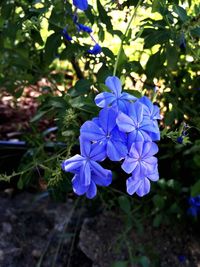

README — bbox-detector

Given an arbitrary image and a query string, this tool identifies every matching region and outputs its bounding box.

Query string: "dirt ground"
[0,189,200,267]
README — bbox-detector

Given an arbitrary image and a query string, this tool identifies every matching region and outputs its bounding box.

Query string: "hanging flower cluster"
[62,0,102,55]
[62,76,161,198]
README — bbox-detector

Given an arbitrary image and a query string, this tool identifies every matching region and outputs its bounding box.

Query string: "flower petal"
[90,161,111,178]
[126,176,142,195]
[92,171,112,186]
[128,130,152,145]
[129,142,140,158]
[107,139,128,161]
[140,118,159,133]
[136,177,151,197]
[128,102,143,125]
[132,163,145,179]
[142,156,158,175]
[72,174,88,195]
[111,129,127,147]
[79,137,91,157]
[152,105,161,120]
[95,92,116,108]
[142,142,158,157]
[80,161,91,186]
[148,169,159,181]
[90,141,107,161]
[80,121,105,141]
[116,112,135,133]
[87,43,102,55]
[77,23,92,33]
[86,181,97,199]
[148,131,160,141]
[61,155,84,173]
[122,156,138,174]
[73,0,88,10]
[105,76,122,97]
[120,92,137,101]
[99,107,117,134]
[117,99,130,113]
[141,142,158,158]
[139,96,153,116]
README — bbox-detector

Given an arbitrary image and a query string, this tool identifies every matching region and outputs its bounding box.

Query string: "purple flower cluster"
[188,195,200,217]
[62,0,102,55]
[62,76,161,198]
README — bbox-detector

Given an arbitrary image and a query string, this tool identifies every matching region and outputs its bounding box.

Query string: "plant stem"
[113,0,143,76]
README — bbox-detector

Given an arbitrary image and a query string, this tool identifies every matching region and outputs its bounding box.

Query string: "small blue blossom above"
[62,76,161,199]
[73,0,88,10]
[62,0,102,55]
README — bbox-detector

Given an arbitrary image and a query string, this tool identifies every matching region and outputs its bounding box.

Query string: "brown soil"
[0,190,200,267]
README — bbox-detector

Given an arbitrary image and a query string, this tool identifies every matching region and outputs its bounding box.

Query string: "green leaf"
[173,5,189,22]
[118,196,131,214]
[191,180,200,197]
[30,110,49,123]
[169,203,181,214]
[60,43,85,60]
[117,48,128,73]
[152,0,165,13]
[97,0,113,31]
[190,27,200,37]
[125,61,143,75]
[96,64,112,83]
[166,45,179,70]
[102,47,115,60]
[145,51,165,78]
[142,28,170,49]
[153,195,165,209]
[68,79,92,97]
[44,33,62,65]
[1,4,14,19]
[153,213,163,227]
[48,97,67,109]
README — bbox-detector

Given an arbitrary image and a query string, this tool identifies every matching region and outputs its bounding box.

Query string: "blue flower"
[116,101,158,145]
[87,43,102,55]
[178,255,186,263]
[122,141,158,176]
[188,206,198,217]
[188,195,200,217]
[95,76,137,113]
[138,96,161,141]
[77,23,92,33]
[123,142,159,197]
[61,138,112,198]
[62,28,72,41]
[189,195,200,206]
[177,136,183,144]
[73,0,88,10]
[80,108,128,161]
